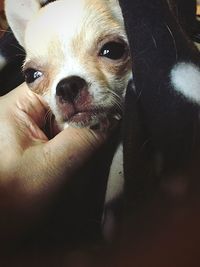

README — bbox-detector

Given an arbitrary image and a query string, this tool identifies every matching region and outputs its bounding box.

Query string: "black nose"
[56,76,87,102]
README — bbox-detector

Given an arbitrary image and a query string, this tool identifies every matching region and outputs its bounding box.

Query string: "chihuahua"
[5,0,132,239]
[5,0,132,130]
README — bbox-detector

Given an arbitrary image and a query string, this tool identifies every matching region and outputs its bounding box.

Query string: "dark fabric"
[0,30,24,95]
[119,0,200,207]
[176,0,197,35]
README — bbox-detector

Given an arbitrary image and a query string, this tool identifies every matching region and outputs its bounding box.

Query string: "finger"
[13,83,48,128]
[19,127,107,196]
[1,84,49,143]
[1,83,48,128]
[43,127,107,177]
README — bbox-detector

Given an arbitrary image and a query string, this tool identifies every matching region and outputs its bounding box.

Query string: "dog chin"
[60,112,108,130]
[59,111,122,131]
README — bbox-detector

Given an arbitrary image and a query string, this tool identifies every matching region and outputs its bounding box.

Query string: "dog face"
[5,0,132,130]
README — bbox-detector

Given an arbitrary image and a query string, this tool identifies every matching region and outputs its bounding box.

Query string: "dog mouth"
[44,109,106,138]
[68,110,99,123]
[55,96,122,130]
[65,109,111,129]
[58,106,122,131]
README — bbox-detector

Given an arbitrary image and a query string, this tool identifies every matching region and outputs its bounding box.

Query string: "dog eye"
[24,68,43,83]
[99,41,126,60]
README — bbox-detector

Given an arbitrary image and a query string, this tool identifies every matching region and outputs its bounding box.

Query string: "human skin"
[0,83,107,240]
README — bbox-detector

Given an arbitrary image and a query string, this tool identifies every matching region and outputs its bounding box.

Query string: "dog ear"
[5,0,41,47]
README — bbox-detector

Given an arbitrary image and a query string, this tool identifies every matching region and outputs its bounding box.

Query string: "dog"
[4,0,133,240]
[5,0,132,131]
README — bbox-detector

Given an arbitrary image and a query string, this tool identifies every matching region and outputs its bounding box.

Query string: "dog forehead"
[24,0,123,58]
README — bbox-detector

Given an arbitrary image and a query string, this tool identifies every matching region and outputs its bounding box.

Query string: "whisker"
[14,53,26,58]
[109,94,123,112]
[106,86,122,103]
[10,44,25,53]
[100,88,123,114]
[44,109,55,138]
[1,28,12,34]
[0,29,8,33]
[165,23,178,61]
[44,109,51,121]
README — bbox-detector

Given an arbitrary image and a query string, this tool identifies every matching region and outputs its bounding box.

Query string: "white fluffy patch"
[170,62,200,104]
[105,143,124,204]
[0,54,6,70]
[195,42,200,50]
[102,142,124,241]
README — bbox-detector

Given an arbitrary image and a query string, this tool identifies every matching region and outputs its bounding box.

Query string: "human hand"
[0,83,107,240]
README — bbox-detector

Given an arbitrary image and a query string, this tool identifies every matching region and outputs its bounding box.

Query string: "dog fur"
[5,0,132,131]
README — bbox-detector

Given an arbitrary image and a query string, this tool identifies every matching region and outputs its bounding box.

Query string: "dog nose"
[56,76,87,102]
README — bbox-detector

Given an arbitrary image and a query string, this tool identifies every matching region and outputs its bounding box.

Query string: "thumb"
[43,127,107,177]
[20,127,107,196]
[13,83,48,129]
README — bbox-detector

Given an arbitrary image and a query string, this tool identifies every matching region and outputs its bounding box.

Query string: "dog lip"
[64,108,107,126]
[68,109,100,121]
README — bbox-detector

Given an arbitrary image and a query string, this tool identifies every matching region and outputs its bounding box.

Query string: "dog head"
[5,0,132,130]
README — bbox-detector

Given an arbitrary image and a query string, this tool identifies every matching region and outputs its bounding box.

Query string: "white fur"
[102,143,124,241]
[195,42,200,50]
[8,0,130,128]
[5,0,41,46]
[170,62,200,104]
[105,143,124,204]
